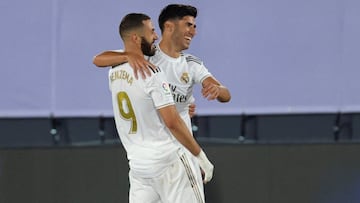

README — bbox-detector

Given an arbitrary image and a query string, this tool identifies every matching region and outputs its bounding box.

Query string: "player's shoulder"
[149,66,164,77]
[111,61,130,70]
[142,65,164,81]
[143,67,169,89]
[109,63,133,78]
[182,52,203,65]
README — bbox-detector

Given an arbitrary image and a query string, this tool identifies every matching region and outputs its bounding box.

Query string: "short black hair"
[119,13,151,40]
[158,4,197,33]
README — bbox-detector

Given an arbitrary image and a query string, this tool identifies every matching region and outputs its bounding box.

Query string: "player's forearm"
[217,85,231,102]
[202,77,231,102]
[93,51,128,67]
[169,117,201,156]
[161,108,201,156]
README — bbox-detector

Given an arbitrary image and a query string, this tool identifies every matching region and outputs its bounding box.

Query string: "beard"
[141,37,156,56]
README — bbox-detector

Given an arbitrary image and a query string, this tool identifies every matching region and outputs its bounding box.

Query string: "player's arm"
[158,105,214,184]
[201,76,231,102]
[92,50,156,79]
[92,51,127,67]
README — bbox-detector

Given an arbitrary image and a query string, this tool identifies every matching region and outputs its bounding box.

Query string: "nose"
[189,27,196,37]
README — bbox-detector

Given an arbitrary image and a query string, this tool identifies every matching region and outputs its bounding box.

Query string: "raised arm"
[201,76,231,102]
[158,105,214,184]
[92,51,127,67]
[93,50,157,79]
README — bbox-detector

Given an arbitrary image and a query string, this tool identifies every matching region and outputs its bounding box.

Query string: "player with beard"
[95,5,231,203]
[109,13,214,203]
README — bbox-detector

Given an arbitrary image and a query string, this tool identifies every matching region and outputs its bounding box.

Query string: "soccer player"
[110,13,213,203]
[94,4,231,202]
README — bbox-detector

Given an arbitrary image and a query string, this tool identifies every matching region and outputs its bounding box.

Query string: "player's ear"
[164,21,174,33]
[131,33,140,43]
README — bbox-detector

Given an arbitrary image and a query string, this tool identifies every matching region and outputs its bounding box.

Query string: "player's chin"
[182,43,190,50]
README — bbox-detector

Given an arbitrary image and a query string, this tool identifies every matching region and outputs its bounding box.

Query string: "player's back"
[109,63,178,178]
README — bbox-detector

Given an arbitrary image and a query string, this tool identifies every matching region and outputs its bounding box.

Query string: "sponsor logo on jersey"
[180,72,190,84]
[169,83,188,103]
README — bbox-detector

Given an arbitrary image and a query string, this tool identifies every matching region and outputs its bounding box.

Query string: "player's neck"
[159,40,181,58]
[124,43,144,57]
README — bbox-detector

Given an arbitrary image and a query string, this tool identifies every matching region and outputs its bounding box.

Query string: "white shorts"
[128,150,205,203]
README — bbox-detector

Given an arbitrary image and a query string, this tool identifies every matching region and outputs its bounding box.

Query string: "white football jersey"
[109,62,179,178]
[146,45,212,130]
[146,46,211,198]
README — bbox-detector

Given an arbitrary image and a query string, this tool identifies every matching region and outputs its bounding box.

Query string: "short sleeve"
[145,72,175,109]
[185,54,212,84]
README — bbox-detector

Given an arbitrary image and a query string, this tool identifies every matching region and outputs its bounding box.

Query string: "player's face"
[173,16,197,51]
[141,20,158,56]
[141,37,155,56]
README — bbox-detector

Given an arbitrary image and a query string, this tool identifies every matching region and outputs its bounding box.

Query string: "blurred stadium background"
[1,0,360,202]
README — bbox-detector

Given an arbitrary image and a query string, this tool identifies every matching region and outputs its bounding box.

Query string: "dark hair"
[119,13,151,40]
[158,4,197,33]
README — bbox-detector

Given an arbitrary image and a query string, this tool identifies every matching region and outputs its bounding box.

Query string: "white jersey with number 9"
[109,63,178,178]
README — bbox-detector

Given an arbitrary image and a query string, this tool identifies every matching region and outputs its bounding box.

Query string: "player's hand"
[196,150,214,184]
[189,103,196,118]
[127,53,157,80]
[201,83,220,101]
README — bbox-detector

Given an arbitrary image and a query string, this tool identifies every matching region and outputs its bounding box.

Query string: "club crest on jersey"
[162,82,171,95]
[180,72,190,84]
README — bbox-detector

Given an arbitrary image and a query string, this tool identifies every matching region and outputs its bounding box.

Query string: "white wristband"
[196,149,214,184]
